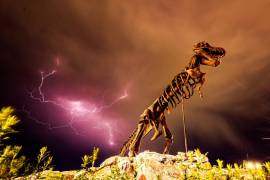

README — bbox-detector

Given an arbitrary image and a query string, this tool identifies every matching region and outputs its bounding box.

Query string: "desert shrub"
[0,145,26,177]
[0,106,28,178]
[0,106,54,178]
[33,146,54,173]
[104,165,129,180]
[0,106,20,145]
[81,147,100,169]
[178,149,270,179]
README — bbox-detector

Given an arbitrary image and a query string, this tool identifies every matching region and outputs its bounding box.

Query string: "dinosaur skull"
[193,41,226,62]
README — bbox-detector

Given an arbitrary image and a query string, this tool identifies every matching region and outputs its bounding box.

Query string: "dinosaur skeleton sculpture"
[120,41,226,157]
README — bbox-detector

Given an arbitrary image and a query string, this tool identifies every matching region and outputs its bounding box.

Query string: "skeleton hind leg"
[128,122,145,157]
[161,116,173,154]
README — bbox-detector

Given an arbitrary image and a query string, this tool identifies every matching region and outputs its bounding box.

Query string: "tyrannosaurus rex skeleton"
[120,41,226,157]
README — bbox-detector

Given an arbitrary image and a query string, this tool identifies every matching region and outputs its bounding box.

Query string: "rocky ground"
[15,150,270,180]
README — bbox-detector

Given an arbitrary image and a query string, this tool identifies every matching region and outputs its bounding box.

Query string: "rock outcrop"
[16,150,210,180]
[96,151,203,180]
[15,150,270,179]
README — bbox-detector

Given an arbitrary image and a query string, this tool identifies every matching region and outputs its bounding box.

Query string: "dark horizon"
[1,0,270,170]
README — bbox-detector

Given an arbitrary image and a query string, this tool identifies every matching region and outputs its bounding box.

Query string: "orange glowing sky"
[1,0,270,169]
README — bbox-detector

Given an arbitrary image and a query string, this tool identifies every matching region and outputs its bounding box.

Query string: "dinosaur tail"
[119,126,138,156]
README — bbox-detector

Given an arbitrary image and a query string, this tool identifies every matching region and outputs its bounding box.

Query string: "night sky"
[1,0,270,170]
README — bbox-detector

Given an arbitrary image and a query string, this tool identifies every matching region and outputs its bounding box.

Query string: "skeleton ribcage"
[158,71,200,110]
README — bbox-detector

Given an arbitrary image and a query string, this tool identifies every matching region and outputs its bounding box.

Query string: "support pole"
[181,97,188,154]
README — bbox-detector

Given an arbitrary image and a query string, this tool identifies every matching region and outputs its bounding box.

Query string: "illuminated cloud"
[25,62,128,147]
[1,0,270,167]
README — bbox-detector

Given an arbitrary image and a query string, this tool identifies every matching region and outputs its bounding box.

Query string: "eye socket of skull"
[203,42,210,47]
[194,41,210,48]
[202,47,210,53]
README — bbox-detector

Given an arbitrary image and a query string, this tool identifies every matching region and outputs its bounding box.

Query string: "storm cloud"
[1,0,270,169]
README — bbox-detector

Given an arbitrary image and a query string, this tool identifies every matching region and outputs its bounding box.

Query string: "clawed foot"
[150,130,162,141]
[163,138,173,154]
[163,149,169,154]
[128,150,136,157]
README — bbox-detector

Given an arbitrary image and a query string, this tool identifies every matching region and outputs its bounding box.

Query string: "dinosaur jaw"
[193,41,226,62]
[202,47,225,60]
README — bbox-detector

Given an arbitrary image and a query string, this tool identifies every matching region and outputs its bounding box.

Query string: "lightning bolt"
[28,70,59,105]
[24,61,128,146]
